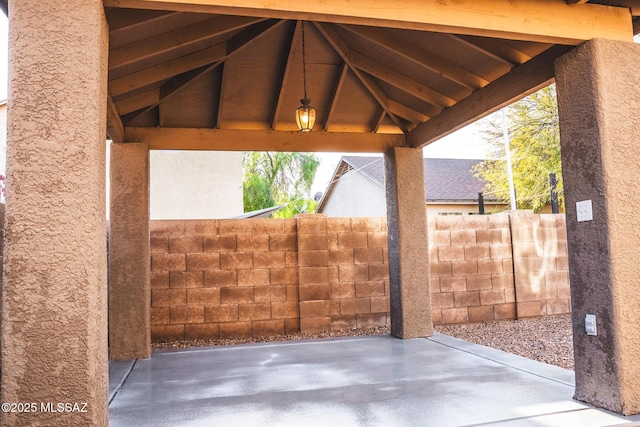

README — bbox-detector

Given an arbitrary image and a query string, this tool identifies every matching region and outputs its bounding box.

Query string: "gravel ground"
[435,314,574,370]
[152,314,574,370]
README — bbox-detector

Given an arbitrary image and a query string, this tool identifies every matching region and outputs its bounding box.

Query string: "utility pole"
[502,108,517,211]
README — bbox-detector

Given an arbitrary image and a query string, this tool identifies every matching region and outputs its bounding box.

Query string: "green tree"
[243,152,320,218]
[474,85,564,213]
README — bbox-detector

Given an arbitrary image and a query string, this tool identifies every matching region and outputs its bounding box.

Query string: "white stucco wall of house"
[150,150,243,219]
[320,167,496,217]
[321,171,387,217]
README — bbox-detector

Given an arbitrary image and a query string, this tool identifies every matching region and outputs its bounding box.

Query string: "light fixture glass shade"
[296,98,316,132]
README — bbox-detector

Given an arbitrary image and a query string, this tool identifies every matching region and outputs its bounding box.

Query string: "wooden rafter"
[121,20,287,125]
[216,19,289,127]
[372,110,387,133]
[103,0,632,45]
[123,65,218,123]
[215,62,228,129]
[109,43,227,96]
[125,127,399,152]
[226,19,282,54]
[116,89,161,115]
[385,97,428,126]
[349,50,454,111]
[451,35,533,66]
[341,24,487,91]
[109,15,264,70]
[110,19,283,98]
[271,21,300,130]
[406,45,571,147]
[107,95,125,142]
[324,63,349,132]
[314,22,410,131]
[106,9,178,33]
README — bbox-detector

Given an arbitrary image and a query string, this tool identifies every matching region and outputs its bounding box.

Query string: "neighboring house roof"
[317,156,499,212]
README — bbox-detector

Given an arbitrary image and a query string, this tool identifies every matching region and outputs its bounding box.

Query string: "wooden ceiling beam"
[124,64,220,124]
[446,35,515,68]
[103,0,633,45]
[125,127,400,152]
[314,22,409,131]
[106,9,178,33]
[109,15,264,70]
[452,35,534,66]
[216,19,288,127]
[126,21,284,124]
[406,45,572,148]
[271,21,300,130]
[116,89,161,115]
[341,25,487,91]
[349,49,455,110]
[109,19,283,97]
[107,95,126,143]
[109,43,227,96]
[386,98,428,125]
[372,110,387,133]
[324,63,349,132]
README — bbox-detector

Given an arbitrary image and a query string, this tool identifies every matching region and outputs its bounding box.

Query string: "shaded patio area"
[108,334,640,426]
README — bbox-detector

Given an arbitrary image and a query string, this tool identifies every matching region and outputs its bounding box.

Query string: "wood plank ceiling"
[97,1,639,151]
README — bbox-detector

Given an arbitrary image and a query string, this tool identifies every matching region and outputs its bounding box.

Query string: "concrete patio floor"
[108,333,640,426]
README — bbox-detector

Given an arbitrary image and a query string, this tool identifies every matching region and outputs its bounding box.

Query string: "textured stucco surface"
[149,151,243,219]
[1,1,109,425]
[109,143,151,360]
[555,38,640,415]
[384,147,432,338]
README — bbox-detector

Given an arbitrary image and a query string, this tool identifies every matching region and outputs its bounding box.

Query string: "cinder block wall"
[510,213,570,317]
[429,214,517,325]
[148,213,570,342]
[297,215,389,333]
[150,219,300,342]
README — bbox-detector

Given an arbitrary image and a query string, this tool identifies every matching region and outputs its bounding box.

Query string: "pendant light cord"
[301,20,308,100]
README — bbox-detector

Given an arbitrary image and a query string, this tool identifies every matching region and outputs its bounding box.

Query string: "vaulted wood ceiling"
[97,1,639,152]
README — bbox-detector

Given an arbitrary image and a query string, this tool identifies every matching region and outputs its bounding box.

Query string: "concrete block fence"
[149,212,570,342]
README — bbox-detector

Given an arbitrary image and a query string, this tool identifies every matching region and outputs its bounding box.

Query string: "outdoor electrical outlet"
[577,200,593,222]
[585,314,597,336]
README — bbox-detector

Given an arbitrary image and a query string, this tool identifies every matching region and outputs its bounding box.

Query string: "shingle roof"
[340,156,491,201]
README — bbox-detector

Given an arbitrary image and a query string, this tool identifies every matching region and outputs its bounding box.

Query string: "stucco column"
[109,143,151,360]
[384,147,432,338]
[1,1,109,426]
[555,38,640,415]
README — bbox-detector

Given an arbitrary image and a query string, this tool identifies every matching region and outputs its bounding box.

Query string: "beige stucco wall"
[555,38,640,415]
[384,147,432,338]
[150,150,243,219]
[109,143,150,360]
[2,1,109,425]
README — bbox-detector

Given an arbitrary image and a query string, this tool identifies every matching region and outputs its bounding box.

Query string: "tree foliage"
[243,152,320,218]
[473,85,564,213]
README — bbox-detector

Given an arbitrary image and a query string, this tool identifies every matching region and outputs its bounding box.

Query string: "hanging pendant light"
[296,21,316,132]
